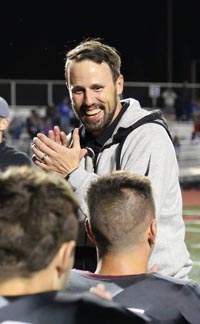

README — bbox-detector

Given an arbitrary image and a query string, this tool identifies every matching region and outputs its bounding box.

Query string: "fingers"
[48,130,55,141]
[90,284,112,301]
[31,141,51,161]
[32,153,50,171]
[80,148,87,160]
[31,146,49,162]
[60,131,68,147]
[31,134,58,167]
[48,126,61,143]
[149,264,159,273]
[48,126,69,147]
[53,126,63,144]
[33,133,62,155]
[31,127,81,176]
[72,128,81,150]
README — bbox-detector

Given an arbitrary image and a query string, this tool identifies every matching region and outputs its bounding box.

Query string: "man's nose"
[83,90,96,106]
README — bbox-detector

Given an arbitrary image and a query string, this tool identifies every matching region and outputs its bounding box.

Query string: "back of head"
[65,38,121,84]
[86,171,155,256]
[0,166,79,281]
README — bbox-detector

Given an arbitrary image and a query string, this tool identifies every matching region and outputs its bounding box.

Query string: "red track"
[182,189,200,207]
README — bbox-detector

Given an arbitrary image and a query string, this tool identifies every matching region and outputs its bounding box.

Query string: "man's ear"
[0,118,10,131]
[116,74,124,96]
[85,218,96,244]
[56,240,75,277]
[148,219,157,248]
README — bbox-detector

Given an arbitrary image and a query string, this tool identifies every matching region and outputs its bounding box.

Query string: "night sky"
[1,0,200,83]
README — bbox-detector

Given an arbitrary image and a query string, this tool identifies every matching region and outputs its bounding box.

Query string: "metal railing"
[1,79,200,108]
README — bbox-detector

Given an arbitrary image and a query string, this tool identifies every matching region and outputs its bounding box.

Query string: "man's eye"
[94,86,102,91]
[74,90,83,94]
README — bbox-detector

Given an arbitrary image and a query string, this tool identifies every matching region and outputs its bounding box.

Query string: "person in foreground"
[31,38,192,278]
[0,166,153,324]
[67,171,200,323]
[0,96,31,170]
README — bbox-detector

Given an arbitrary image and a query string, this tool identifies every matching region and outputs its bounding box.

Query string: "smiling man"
[32,38,192,279]
[67,59,122,136]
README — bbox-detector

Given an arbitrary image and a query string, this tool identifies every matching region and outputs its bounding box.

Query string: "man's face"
[67,60,123,136]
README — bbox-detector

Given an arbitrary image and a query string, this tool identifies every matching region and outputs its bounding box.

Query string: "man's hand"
[32,128,87,176]
[48,125,68,146]
[48,126,87,160]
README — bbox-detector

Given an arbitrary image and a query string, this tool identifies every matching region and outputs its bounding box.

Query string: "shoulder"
[0,290,156,324]
[57,291,150,323]
[5,144,31,165]
[146,273,200,295]
[119,103,171,139]
[112,274,200,322]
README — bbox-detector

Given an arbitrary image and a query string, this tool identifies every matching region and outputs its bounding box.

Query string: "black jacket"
[67,271,200,323]
[0,291,154,324]
[0,140,31,171]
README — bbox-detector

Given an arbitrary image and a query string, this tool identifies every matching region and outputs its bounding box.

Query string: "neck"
[0,269,56,296]
[95,248,149,276]
[111,99,122,122]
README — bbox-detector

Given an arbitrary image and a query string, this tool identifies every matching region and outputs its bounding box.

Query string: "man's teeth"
[85,109,101,116]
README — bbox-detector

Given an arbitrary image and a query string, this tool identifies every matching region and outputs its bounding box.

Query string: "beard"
[83,109,114,135]
[79,96,118,136]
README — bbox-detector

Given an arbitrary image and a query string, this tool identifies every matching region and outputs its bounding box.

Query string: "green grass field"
[184,206,200,283]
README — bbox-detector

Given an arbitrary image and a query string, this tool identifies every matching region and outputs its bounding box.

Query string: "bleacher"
[168,120,200,188]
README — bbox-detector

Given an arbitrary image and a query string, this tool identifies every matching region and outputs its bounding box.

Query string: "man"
[0,166,150,324]
[161,88,177,112]
[0,96,31,170]
[67,171,200,323]
[31,38,192,278]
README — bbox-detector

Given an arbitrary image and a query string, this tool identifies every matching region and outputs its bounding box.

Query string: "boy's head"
[86,171,156,257]
[0,166,79,283]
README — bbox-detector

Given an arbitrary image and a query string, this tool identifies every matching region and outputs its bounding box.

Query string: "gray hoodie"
[68,98,192,278]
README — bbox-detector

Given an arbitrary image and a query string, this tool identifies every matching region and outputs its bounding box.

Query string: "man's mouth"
[85,108,102,116]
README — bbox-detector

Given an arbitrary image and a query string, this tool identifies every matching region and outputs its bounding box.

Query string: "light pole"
[191,58,200,99]
[167,0,173,84]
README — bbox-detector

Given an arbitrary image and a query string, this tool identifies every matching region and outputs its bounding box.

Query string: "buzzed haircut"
[86,171,155,257]
[65,38,121,84]
[0,166,79,281]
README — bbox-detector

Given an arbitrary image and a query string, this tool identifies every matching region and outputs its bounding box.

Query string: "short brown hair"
[0,166,79,281]
[65,38,121,84]
[87,171,155,257]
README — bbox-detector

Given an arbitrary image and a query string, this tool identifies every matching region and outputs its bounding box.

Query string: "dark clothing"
[0,140,31,171]
[0,290,153,324]
[67,270,200,323]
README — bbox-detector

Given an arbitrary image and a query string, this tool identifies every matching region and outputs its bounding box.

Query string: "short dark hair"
[65,38,121,84]
[86,171,155,257]
[0,166,79,281]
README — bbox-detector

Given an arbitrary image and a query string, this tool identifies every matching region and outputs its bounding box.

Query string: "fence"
[1,79,200,109]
